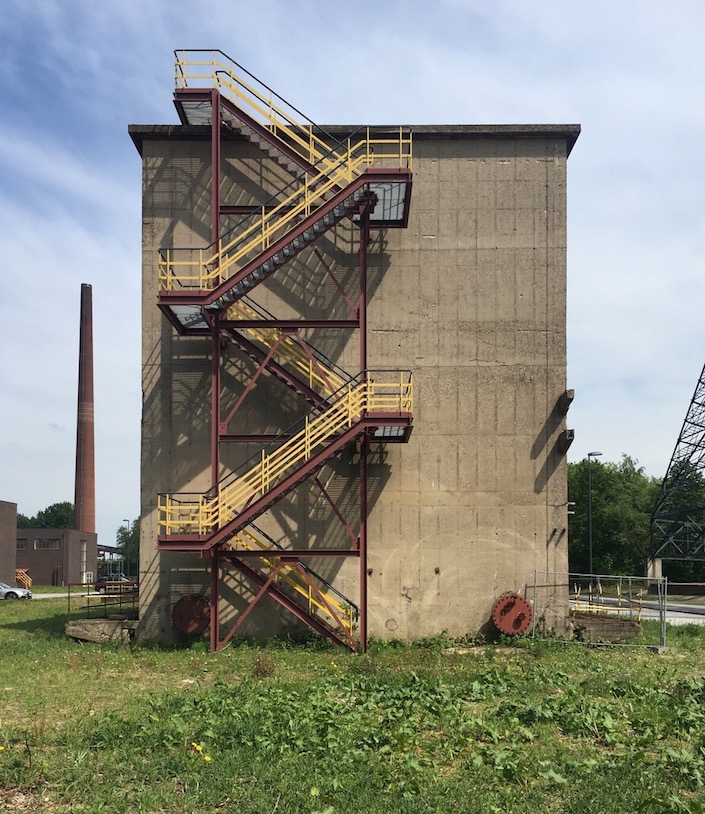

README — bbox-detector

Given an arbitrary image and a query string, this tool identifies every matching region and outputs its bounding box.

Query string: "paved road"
[31,592,75,600]
[571,596,705,625]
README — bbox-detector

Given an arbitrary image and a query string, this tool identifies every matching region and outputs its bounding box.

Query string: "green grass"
[2,600,705,812]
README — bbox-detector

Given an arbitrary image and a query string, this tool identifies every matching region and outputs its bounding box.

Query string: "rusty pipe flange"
[491,592,533,636]
[172,594,210,636]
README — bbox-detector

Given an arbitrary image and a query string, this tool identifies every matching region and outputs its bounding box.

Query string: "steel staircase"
[158,159,408,309]
[224,297,348,405]
[158,371,413,549]
[174,49,372,175]
[157,50,413,649]
[226,524,358,644]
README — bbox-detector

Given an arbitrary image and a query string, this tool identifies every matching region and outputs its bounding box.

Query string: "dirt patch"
[442,646,516,656]
[0,788,70,813]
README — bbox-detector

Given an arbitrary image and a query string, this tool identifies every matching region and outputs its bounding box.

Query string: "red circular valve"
[172,594,210,636]
[491,592,533,636]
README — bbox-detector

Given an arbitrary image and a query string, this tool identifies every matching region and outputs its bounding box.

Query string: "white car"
[0,582,32,600]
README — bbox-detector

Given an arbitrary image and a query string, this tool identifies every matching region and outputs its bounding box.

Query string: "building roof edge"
[128,123,581,157]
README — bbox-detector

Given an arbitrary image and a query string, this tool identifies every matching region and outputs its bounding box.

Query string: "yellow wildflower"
[204,754,212,762]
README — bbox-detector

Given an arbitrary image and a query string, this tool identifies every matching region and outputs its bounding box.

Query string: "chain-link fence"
[530,571,668,649]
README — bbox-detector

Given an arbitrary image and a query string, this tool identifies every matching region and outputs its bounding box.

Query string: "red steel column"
[359,433,369,651]
[210,548,220,650]
[359,206,369,374]
[210,89,222,490]
[211,87,221,246]
[358,207,370,650]
[73,283,95,533]
[211,315,221,488]
[209,90,222,652]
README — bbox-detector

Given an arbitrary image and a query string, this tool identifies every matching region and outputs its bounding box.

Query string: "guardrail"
[67,582,139,619]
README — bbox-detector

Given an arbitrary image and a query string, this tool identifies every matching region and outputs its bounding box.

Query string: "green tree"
[568,455,660,577]
[116,518,140,578]
[16,501,74,528]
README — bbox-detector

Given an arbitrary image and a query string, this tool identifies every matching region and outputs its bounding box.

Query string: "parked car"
[94,575,130,594]
[0,582,32,600]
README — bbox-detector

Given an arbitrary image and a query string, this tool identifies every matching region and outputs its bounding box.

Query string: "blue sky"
[1,0,704,547]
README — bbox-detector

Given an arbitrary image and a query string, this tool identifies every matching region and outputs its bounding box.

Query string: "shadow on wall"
[531,392,569,494]
[144,142,298,256]
[142,330,214,495]
[144,139,399,641]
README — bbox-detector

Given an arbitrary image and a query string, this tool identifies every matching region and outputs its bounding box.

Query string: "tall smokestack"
[73,283,95,533]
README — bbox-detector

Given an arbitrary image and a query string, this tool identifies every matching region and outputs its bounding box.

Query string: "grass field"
[2,600,705,813]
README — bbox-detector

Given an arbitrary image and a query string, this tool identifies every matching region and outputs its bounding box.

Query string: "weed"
[3,600,705,812]
[250,652,277,679]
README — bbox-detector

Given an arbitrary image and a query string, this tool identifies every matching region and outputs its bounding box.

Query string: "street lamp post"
[587,451,602,580]
[123,519,130,578]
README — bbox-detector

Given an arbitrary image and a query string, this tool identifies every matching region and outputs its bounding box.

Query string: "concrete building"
[131,51,579,648]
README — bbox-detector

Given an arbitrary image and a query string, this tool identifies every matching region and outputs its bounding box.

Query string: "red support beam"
[211,315,221,487]
[223,557,353,648]
[220,335,284,432]
[311,244,358,318]
[314,476,358,547]
[219,563,285,648]
[223,319,359,330]
[359,433,369,652]
[211,87,221,245]
[220,548,360,559]
[210,548,219,651]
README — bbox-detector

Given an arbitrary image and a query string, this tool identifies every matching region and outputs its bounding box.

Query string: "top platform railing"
[175,49,347,170]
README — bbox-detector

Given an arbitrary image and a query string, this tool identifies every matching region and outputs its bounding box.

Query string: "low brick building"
[15,528,97,586]
[0,501,17,584]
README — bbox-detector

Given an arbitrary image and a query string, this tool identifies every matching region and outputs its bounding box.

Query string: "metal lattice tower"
[650,363,705,560]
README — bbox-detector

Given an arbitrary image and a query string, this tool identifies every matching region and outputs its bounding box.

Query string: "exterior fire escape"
[156,50,413,650]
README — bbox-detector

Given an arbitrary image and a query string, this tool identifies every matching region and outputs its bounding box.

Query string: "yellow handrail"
[227,300,346,396]
[176,50,365,172]
[159,132,411,292]
[226,527,354,636]
[158,373,412,536]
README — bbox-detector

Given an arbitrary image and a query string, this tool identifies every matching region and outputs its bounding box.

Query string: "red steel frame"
[197,88,381,651]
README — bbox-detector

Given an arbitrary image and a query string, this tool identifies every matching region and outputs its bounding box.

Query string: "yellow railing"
[226,527,355,636]
[175,49,388,173]
[159,131,411,292]
[573,581,644,620]
[15,570,31,589]
[158,372,412,536]
[228,300,346,397]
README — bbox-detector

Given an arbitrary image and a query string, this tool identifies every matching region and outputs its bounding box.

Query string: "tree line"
[17,502,139,575]
[18,465,705,583]
[568,455,705,581]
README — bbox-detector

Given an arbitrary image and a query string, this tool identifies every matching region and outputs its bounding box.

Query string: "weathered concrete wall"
[364,135,571,637]
[134,125,576,643]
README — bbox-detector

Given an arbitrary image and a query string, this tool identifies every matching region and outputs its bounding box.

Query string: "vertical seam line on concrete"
[544,145,551,574]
